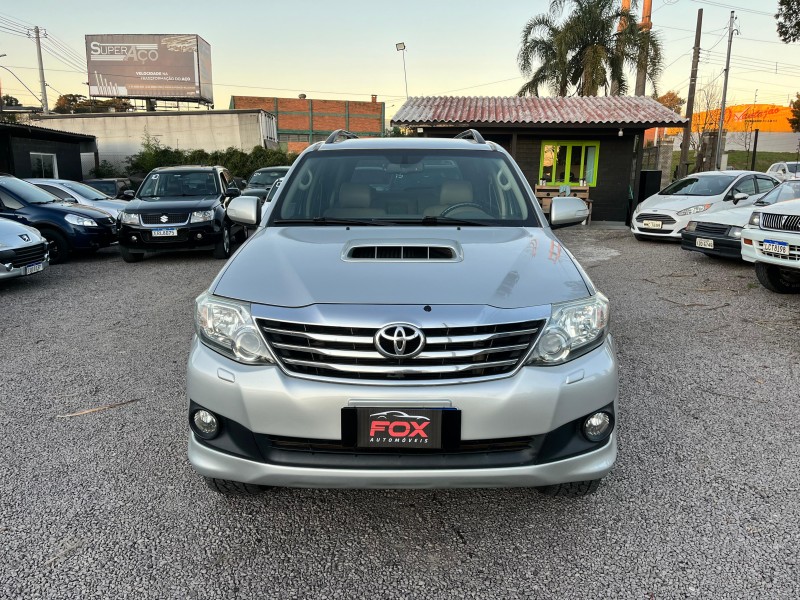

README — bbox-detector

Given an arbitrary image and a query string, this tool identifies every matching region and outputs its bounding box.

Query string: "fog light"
[583,412,612,442]
[196,233,203,240]
[193,409,219,438]
[131,235,138,242]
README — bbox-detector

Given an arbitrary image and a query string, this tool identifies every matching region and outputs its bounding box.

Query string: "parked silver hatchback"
[187,130,618,496]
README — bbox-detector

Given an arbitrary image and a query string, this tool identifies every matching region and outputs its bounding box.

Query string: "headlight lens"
[677,203,712,216]
[685,221,697,232]
[528,293,610,366]
[195,291,274,364]
[120,212,139,225]
[748,212,761,227]
[729,226,743,238]
[190,210,214,223]
[65,214,98,227]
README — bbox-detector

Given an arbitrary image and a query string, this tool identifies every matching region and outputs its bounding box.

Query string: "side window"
[37,184,74,200]
[767,164,778,173]
[220,171,233,191]
[733,176,756,196]
[0,189,24,210]
[756,176,778,194]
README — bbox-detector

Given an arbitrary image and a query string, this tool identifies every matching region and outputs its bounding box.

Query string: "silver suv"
[187,130,618,497]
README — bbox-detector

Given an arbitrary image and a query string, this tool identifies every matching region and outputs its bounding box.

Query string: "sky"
[0,0,797,120]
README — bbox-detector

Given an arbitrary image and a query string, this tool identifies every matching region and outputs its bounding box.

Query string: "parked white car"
[26,178,127,219]
[682,180,800,259]
[0,216,49,281]
[766,161,800,182]
[741,198,800,293]
[631,171,779,240]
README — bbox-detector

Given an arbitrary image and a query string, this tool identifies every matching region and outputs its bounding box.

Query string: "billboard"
[85,34,213,104]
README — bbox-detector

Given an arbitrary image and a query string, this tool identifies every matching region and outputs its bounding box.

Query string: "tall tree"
[776,0,800,43]
[517,0,663,97]
[656,90,685,114]
[2,94,21,106]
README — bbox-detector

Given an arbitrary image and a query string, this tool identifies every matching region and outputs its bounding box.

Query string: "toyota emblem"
[374,324,425,358]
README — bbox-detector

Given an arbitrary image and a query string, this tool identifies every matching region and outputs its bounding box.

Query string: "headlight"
[528,293,610,366]
[685,221,697,232]
[634,203,643,215]
[190,210,214,223]
[729,226,743,238]
[65,214,98,227]
[120,212,139,225]
[677,204,712,216]
[195,291,274,364]
[748,212,761,227]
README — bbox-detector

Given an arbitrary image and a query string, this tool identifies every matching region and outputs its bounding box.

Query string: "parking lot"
[1,228,798,599]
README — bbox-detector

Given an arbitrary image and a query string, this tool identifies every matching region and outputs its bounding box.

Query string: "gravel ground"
[1,231,798,599]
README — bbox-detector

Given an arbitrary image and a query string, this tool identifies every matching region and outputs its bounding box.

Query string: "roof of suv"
[314,137,499,152]
[151,165,224,172]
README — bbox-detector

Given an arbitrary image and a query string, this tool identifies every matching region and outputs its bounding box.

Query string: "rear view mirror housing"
[227,195,261,226]
[550,196,589,229]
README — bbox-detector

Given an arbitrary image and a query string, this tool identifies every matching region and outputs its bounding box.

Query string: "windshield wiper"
[273,217,390,226]
[418,215,489,226]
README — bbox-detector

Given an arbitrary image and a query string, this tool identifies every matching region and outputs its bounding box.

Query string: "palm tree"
[517,0,663,97]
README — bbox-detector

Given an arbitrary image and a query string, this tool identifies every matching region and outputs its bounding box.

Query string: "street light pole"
[396,42,408,99]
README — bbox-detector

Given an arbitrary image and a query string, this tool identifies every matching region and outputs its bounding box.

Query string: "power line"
[690,0,773,16]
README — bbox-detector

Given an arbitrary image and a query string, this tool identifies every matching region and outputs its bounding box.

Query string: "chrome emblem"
[375,324,425,358]
[18,234,30,242]
[160,214,169,223]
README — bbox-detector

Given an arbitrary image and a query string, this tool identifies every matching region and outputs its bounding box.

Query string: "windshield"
[62,181,109,200]
[660,174,736,196]
[270,150,537,226]
[85,181,116,195]
[0,177,59,204]
[138,171,219,199]
[249,170,286,186]
[758,180,800,205]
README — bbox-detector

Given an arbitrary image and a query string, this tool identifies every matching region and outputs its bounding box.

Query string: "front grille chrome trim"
[282,357,520,375]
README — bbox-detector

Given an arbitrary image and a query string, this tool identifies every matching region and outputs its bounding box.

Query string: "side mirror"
[225,186,241,198]
[227,195,260,226]
[550,196,589,228]
[122,190,135,199]
[732,192,749,204]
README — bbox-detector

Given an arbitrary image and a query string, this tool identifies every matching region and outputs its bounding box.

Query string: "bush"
[90,160,122,178]
[125,134,297,178]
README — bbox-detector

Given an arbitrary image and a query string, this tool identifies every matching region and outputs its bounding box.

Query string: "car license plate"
[763,239,789,255]
[24,262,43,275]
[696,238,714,249]
[356,407,445,449]
[642,219,662,229]
[152,228,177,237]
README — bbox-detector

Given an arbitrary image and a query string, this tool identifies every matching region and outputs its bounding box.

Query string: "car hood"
[35,202,114,219]
[694,204,758,227]
[640,193,723,213]
[758,198,800,216]
[242,187,268,198]
[0,217,45,246]
[126,197,219,212]
[213,227,591,309]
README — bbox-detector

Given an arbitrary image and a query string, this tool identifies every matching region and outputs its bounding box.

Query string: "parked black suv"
[117,166,246,262]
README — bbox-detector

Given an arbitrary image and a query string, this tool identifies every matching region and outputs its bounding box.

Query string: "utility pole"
[679,9,703,179]
[715,11,736,170]
[634,0,653,96]
[33,26,49,114]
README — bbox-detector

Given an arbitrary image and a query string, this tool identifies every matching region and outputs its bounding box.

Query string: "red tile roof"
[391,96,687,128]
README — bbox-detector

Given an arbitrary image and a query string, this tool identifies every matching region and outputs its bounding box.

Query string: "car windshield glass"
[249,170,285,186]
[62,181,109,199]
[138,171,219,198]
[85,181,115,195]
[271,149,537,226]
[0,177,59,204]
[660,174,736,196]
[758,180,800,204]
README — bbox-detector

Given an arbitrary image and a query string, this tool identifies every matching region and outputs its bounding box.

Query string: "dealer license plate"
[696,238,714,249]
[24,262,43,275]
[356,407,444,449]
[152,228,177,237]
[763,239,789,255]
[642,219,662,229]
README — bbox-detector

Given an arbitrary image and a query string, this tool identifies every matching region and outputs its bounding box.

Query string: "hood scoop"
[343,239,462,262]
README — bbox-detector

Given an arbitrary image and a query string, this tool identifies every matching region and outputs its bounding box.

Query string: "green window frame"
[538,141,600,187]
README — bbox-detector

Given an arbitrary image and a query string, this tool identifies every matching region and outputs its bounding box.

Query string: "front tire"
[204,477,266,495]
[120,247,144,263]
[40,229,70,264]
[536,479,602,497]
[212,225,231,259]
[755,262,800,293]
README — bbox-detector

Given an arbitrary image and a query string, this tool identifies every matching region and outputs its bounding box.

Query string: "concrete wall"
[32,110,278,169]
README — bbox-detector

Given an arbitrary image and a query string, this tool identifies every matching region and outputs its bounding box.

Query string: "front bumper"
[186,335,619,488]
[630,212,686,239]
[72,225,117,250]
[681,231,742,259]
[741,228,800,265]
[0,243,50,280]
[118,222,222,251]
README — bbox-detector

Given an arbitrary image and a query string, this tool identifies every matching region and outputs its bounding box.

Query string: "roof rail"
[454,129,486,144]
[325,129,359,144]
